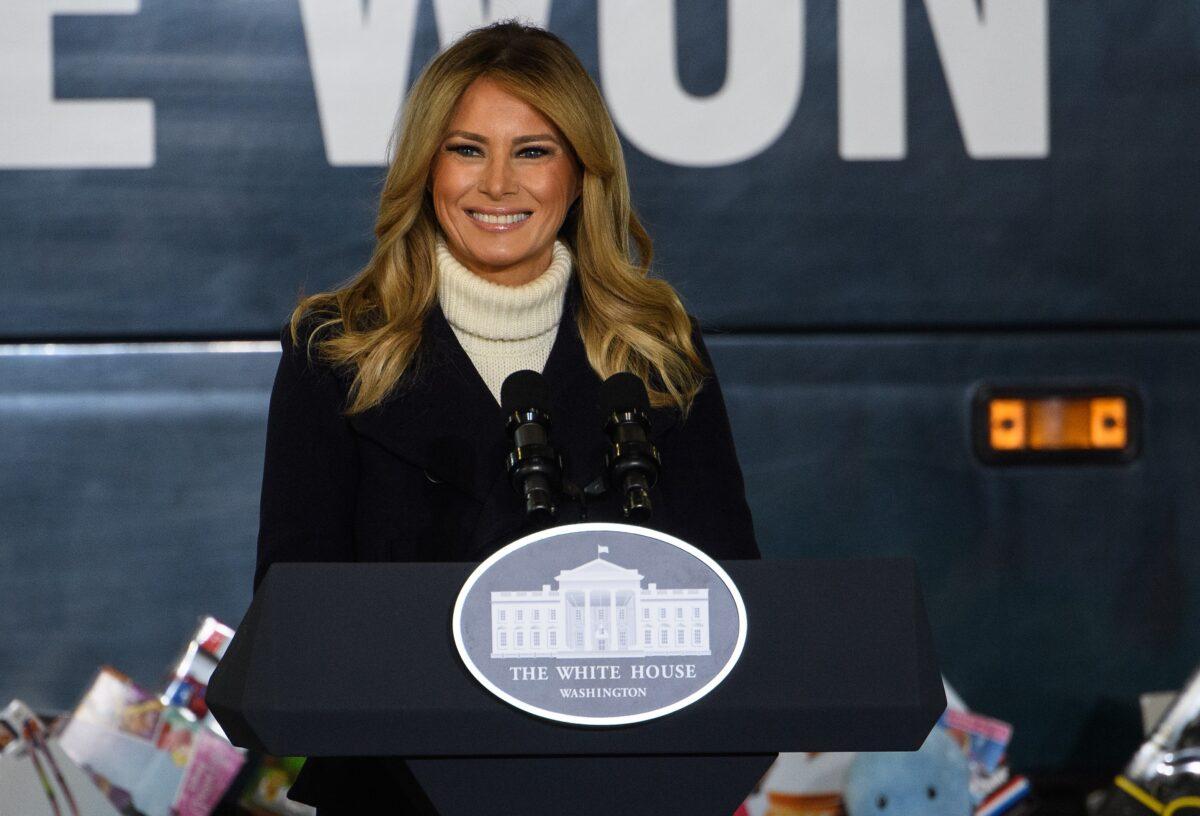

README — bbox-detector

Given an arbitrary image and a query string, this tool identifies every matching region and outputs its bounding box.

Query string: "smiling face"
[430,76,582,286]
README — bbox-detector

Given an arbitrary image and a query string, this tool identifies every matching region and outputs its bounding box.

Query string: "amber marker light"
[974,386,1139,464]
[988,399,1027,450]
[1089,397,1128,449]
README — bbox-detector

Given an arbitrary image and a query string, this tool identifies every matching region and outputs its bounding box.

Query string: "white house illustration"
[490,546,710,658]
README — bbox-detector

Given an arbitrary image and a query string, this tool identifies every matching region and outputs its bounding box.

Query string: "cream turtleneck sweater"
[435,237,573,404]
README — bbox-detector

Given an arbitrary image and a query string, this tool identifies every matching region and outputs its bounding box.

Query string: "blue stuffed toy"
[844,728,973,816]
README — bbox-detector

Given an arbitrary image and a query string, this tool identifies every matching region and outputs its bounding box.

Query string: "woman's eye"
[447,144,482,157]
[517,146,550,158]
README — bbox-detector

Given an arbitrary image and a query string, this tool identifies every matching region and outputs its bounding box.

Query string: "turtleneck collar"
[435,236,573,342]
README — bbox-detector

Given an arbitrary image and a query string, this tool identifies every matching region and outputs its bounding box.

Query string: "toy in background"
[0,613,318,816]
[162,618,234,733]
[844,728,972,816]
[239,755,315,816]
[939,709,1031,816]
[737,682,1030,816]
[1092,664,1200,816]
[55,616,247,816]
[842,710,1029,816]
[57,667,245,816]
[737,752,855,816]
[0,700,122,816]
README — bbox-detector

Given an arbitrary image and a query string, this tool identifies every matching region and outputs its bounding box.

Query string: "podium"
[209,558,944,815]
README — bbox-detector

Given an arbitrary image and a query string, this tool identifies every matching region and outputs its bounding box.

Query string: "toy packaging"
[58,666,166,795]
[938,708,1018,805]
[56,617,246,816]
[0,699,123,816]
[162,616,235,735]
[939,709,1012,774]
[240,755,317,815]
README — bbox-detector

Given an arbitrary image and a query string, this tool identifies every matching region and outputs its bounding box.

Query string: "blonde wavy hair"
[291,21,706,415]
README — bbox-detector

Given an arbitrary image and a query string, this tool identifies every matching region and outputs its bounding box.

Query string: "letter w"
[300,0,550,167]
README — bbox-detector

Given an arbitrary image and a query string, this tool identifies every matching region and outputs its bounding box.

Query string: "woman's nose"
[479,155,517,199]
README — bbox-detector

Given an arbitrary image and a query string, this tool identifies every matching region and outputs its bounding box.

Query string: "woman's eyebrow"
[444,130,560,145]
[445,130,487,142]
[513,134,559,145]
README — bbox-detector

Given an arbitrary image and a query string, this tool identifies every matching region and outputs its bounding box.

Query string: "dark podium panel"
[209,559,944,815]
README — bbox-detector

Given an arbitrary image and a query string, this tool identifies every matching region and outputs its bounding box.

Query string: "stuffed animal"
[844,728,973,816]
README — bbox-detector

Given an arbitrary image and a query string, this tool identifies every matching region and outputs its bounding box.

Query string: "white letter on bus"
[923,0,1048,158]
[0,0,154,169]
[838,0,905,159]
[299,0,420,167]
[599,0,804,167]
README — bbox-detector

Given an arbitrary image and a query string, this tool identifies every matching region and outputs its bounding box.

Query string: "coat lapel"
[348,282,681,506]
[348,306,508,502]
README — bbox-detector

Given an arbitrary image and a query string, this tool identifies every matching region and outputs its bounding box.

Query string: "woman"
[255,21,759,813]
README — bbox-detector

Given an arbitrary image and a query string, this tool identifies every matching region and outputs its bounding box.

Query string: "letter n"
[838,0,1048,160]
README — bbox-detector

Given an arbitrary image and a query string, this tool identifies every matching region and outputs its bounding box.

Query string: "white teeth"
[469,211,530,225]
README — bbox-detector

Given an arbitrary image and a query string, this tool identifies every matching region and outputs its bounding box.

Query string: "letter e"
[1,0,154,168]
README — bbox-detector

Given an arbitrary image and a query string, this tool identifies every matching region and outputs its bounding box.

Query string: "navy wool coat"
[254,284,760,810]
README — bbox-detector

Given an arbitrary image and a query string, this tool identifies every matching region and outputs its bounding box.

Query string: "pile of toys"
[0,616,313,816]
[737,682,1031,816]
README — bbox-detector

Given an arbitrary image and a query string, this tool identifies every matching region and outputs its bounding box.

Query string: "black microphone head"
[501,370,550,414]
[600,372,650,415]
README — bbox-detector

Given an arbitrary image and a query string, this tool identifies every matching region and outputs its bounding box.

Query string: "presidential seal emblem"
[452,522,748,726]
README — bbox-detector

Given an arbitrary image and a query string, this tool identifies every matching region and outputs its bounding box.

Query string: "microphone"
[600,372,661,521]
[501,370,561,521]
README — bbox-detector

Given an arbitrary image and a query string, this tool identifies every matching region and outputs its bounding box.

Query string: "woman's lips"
[466,209,532,232]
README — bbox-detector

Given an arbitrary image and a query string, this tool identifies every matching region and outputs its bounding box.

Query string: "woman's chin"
[454,239,553,279]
